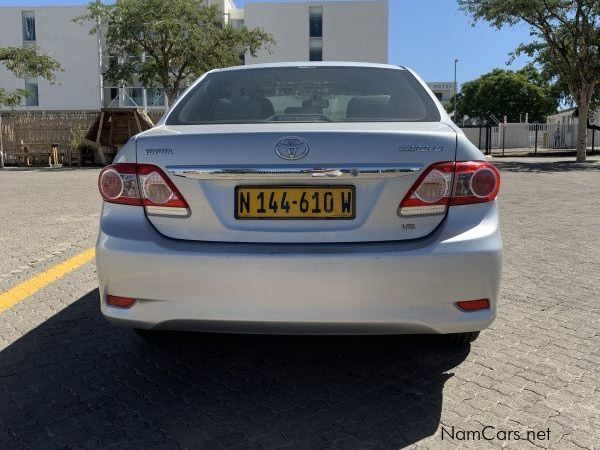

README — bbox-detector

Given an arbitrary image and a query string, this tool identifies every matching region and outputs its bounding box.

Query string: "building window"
[22,11,36,42]
[309,6,323,37]
[434,92,443,101]
[309,38,323,62]
[108,55,118,69]
[230,19,244,30]
[25,79,39,106]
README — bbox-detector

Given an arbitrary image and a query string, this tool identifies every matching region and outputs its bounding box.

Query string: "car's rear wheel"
[448,331,480,344]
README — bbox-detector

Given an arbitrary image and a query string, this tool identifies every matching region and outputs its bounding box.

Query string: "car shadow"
[494,159,600,173]
[0,289,470,449]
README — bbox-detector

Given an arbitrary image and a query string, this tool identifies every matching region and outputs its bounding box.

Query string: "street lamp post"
[453,58,459,124]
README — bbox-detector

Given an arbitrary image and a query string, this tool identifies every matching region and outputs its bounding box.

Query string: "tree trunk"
[164,92,170,110]
[576,95,590,162]
[0,112,4,169]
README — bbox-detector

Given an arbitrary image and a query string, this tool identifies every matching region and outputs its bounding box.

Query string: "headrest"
[346,96,391,118]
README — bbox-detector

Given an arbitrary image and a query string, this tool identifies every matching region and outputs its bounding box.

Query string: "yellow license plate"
[235,186,355,219]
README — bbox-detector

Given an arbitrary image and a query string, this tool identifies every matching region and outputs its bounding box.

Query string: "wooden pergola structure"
[85,108,154,164]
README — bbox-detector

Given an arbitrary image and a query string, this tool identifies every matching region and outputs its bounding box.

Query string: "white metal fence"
[462,123,598,151]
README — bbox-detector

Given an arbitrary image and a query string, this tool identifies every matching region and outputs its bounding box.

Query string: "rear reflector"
[456,298,490,311]
[107,295,136,308]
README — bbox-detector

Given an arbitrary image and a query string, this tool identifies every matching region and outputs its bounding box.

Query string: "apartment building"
[0,0,388,111]
[426,82,456,106]
[0,5,100,110]
[243,1,388,64]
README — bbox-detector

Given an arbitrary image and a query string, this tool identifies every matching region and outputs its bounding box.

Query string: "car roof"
[210,61,407,73]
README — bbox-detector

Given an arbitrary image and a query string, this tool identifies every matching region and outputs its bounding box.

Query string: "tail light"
[99,163,189,216]
[450,161,501,205]
[398,162,454,216]
[398,161,500,216]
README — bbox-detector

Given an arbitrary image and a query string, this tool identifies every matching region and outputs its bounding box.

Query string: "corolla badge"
[274,136,310,160]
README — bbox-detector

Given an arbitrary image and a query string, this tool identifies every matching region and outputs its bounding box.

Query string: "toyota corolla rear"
[95,62,502,340]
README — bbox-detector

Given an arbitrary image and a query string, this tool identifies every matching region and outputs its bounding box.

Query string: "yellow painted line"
[0,247,96,313]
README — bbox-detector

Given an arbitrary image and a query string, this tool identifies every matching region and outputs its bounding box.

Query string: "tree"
[458,0,600,161]
[446,65,557,123]
[78,0,274,108]
[542,67,600,118]
[0,47,62,107]
[0,46,63,168]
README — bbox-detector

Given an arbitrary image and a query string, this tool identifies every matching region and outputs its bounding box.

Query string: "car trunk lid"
[136,122,456,243]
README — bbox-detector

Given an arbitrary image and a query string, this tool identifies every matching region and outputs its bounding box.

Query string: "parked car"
[96,62,502,344]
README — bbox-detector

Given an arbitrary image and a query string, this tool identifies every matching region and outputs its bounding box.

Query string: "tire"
[448,331,480,345]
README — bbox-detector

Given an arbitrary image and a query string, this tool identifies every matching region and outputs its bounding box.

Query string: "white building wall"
[244,1,388,64]
[547,108,600,126]
[427,82,456,106]
[0,6,101,111]
[321,1,387,63]
[546,108,576,125]
[244,3,310,62]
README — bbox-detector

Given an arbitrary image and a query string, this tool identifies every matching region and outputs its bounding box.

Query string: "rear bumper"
[96,202,502,334]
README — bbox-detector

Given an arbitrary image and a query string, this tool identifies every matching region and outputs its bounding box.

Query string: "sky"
[0,0,537,86]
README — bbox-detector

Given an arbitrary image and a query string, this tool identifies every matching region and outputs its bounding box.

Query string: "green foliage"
[77,0,274,105]
[0,46,63,107]
[539,65,600,112]
[0,88,27,108]
[459,0,600,98]
[446,65,557,123]
[69,126,88,151]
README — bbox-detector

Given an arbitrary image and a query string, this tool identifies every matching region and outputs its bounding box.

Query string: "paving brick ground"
[0,167,101,293]
[0,158,599,449]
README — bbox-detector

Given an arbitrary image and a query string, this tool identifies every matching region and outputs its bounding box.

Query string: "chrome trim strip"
[167,164,422,180]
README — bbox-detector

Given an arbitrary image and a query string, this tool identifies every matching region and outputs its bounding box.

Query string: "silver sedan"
[96,62,502,344]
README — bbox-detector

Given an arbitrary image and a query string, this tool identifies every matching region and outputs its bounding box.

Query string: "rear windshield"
[166,66,440,125]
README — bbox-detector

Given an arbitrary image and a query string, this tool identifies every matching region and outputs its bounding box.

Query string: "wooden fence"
[0,110,163,166]
[0,111,98,165]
